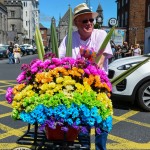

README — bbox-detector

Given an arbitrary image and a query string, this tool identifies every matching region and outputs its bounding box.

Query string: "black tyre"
[137,81,150,111]
[29,51,33,55]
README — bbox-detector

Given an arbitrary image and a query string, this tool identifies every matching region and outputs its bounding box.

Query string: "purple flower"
[80,126,88,134]
[61,126,68,132]
[96,127,101,135]
[5,87,13,103]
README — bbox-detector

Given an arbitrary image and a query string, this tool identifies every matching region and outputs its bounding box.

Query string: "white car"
[108,54,150,111]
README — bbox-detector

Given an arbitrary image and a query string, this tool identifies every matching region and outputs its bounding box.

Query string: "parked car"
[0,45,9,58]
[108,54,150,111]
[19,45,27,56]
[21,44,36,55]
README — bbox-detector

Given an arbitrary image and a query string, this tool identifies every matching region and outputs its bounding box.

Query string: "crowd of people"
[110,41,142,62]
[7,42,21,64]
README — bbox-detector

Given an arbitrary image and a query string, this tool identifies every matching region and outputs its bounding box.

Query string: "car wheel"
[137,81,150,111]
[29,51,33,55]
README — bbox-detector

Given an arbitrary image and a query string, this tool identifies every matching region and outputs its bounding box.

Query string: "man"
[7,42,14,64]
[59,3,113,150]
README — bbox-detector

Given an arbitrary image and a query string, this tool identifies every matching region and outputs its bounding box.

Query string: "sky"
[39,0,117,28]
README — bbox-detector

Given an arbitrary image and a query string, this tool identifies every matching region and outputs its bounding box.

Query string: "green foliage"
[66,7,73,57]
[95,26,115,63]
[50,22,59,57]
[35,27,43,60]
[36,26,45,57]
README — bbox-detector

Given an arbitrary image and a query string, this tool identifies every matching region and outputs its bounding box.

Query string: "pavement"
[0,55,150,150]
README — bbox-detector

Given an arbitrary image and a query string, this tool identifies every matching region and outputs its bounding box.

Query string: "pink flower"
[87,65,98,75]
[48,65,56,69]
[5,87,13,104]
[51,58,62,66]
[61,57,75,65]
[84,68,90,75]
[17,71,26,83]
[31,66,38,73]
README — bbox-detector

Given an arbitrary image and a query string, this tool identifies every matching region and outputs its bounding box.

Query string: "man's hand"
[97,53,106,69]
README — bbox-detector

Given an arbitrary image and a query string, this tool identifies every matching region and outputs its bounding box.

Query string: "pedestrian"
[13,44,21,64]
[114,45,122,59]
[121,41,129,58]
[133,43,141,56]
[59,3,113,150]
[7,42,14,64]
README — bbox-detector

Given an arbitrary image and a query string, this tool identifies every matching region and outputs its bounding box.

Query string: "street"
[0,55,150,150]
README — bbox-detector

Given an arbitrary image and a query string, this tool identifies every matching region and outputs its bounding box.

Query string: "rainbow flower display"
[5,54,113,134]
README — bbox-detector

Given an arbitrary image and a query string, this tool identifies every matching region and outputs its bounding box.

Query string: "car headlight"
[117,62,140,70]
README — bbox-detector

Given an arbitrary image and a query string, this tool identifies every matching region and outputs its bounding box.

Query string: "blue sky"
[39,0,117,28]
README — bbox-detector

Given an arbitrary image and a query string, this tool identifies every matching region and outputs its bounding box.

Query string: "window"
[125,11,128,25]
[41,30,44,34]
[26,21,28,26]
[11,24,15,31]
[11,11,15,17]
[148,5,150,22]
[26,11,27,17]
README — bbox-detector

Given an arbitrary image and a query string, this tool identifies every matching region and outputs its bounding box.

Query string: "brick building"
[39,23,48,47]
[116,0,150,53]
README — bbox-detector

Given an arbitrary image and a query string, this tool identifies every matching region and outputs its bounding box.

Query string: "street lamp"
[96,16,103,28]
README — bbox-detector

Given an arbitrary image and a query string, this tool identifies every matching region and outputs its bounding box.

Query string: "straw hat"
[73,3,98,21]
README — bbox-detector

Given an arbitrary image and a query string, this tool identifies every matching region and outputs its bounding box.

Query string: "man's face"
[75,14,94,37]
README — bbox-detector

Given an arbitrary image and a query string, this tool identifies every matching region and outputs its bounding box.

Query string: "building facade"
[116,0,150,53]
[0,1,7,44]
[22,0,39,44]
[39,23,48,47]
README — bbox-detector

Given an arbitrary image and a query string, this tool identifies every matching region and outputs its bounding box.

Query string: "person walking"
[59,3,113,150]
[13,44,21,64]
[133,44,141,56]
[7,42,14,64]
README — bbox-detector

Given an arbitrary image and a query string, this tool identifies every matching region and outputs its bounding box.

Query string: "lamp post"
[96,16,103,29]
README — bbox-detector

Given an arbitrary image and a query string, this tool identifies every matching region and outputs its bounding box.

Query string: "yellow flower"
[45,90,54,96]
[75,83,85,93]
[83,82,92,92]
[53,84,62,92]
[40,83,49,91]
[48,82,56,88]
[65,85,74,91]
[56,77,64,84]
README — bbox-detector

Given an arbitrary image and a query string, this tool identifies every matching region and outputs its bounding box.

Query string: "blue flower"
[20,111,35,124]
[95,115,102,124]
[91,107,98,117]
[75,118,81,125]
[72,107,79,118]
[45,107,54,116]
[87,117,95,126]
[66,118,73,125]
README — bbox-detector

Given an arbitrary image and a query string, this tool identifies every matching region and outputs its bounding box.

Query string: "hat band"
[75,9,92,16]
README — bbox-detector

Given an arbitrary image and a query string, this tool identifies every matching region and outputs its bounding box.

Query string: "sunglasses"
[82,18,94,24]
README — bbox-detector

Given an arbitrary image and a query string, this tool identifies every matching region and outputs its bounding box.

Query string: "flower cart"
[5,53,113,149]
